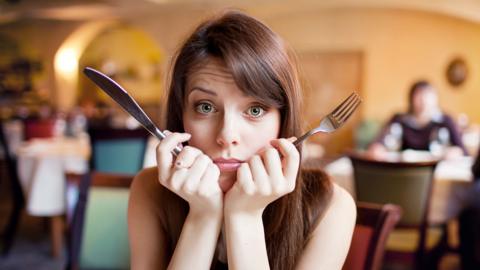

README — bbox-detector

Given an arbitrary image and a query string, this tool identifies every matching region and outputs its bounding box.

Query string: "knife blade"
[83,67,181,156]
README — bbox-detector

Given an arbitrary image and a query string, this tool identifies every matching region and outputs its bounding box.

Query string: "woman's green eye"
[247,106,265,117]
[195,102,215,114]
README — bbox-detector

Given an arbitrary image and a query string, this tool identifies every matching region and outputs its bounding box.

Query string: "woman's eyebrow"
[189,87,217,96]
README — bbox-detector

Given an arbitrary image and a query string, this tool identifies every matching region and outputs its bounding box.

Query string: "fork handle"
[293,130,314,147]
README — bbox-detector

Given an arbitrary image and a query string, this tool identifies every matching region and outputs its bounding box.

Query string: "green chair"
[66,172,134,270]
[89,128,149,174]
[348,153,439,270]
[353,119,382,150]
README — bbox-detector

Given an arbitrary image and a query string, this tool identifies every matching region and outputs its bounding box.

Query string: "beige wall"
[133,7,480,123]
[2,7,480,124]
[263,7,480,124]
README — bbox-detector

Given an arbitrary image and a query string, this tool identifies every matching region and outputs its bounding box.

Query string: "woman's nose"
[216,113,240,147]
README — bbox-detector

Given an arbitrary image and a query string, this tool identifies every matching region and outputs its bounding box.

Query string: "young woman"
[368,80,467,159]
[128,11,356,270]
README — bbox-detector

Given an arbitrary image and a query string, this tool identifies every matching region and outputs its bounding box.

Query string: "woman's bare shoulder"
[296,183,356,268]
[324,183,356,225]
[133,167,159,188]
[130,167,164,207]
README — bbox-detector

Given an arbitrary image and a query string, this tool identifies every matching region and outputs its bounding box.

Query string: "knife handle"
[151,127,182,156]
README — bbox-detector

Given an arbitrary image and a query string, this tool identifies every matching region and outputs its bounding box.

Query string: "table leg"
[50,215,64,258]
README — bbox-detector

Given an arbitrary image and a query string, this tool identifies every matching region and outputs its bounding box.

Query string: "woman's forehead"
[188,58,229,76]
[186,59,239,94]
[188,63,234,83]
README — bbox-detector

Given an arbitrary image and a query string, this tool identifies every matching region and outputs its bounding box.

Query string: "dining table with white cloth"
[16,135,91,216]
[324,152,474,224]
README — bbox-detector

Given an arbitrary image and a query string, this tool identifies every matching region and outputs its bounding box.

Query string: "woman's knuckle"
[266,148,278,156]
[287,182,296,192]
[182,183,195,194]
[244,187,255,196]
[198,185,209,197]
[209,163,220,175]
[258,184,271,196]
[250,155,261,164]
[198,154,211,164]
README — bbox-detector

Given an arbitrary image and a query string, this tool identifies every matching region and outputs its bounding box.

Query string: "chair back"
[349,155,437,226]
[24,118,56,140]
[343,202,402,270]
[88,128,149,174]
[66,172,133,270]
[348,154,438,269]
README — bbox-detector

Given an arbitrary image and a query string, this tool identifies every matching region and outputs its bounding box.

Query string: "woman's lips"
[213,158,243,172]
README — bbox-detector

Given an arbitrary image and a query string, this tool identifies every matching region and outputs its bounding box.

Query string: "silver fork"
[293,92,361,146]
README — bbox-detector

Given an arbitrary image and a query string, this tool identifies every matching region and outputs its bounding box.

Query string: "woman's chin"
[219,172,235,193]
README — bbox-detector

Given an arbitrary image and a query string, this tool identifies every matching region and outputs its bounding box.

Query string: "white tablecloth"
[324,156,474,224]
[17,136,90,216]
[143,136,159,168]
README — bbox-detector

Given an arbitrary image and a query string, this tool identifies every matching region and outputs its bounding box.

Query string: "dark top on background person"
[373,112,467,153]
[368,80,467,159]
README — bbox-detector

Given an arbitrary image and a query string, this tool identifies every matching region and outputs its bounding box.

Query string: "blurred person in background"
[367,80,467,159]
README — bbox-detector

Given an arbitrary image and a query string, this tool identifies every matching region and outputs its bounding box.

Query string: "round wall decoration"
[446,57,468,87]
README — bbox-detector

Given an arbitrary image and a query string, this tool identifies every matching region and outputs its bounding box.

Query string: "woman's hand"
[156,132,223,217]
[224,138,300,216]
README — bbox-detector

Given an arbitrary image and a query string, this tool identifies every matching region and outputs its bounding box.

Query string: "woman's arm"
[129,168,223,270]
[224,138,300,270]
[169,209,222,270]
[129,132,224,270]
[295,183,356,270]
[442,114,468,156]
[128,168,221,269]
[224,211,268,270]
[368,114,403,149]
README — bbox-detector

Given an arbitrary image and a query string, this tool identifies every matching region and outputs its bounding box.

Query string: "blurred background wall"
[1,0,479,156]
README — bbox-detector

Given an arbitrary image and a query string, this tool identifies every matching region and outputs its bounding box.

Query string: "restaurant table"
[324,153,474,224]
[16,135,90,257]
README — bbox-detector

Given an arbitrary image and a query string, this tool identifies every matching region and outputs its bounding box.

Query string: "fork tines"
[330,92,362,127]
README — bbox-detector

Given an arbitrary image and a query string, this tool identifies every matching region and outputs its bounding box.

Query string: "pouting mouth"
[213,158,244,172]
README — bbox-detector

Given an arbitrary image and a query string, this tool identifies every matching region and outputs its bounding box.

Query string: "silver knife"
[83,67,181,156]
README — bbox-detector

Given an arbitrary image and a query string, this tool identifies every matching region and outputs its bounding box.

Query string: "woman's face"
[412,87,438,118]
[183,59,281,193]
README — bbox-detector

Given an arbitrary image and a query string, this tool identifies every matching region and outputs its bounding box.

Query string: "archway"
[54,21,165,116]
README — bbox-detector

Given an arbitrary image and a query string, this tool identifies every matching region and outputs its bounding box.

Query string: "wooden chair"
[343,202,402,270]
[0,120,25,255]
[88,127,150,174]
[348,153,439,269]
[65,171,134,270]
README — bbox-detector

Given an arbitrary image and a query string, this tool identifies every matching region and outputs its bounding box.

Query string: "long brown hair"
[160,10,332,270]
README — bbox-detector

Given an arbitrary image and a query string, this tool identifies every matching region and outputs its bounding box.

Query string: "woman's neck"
[413,114,431,127]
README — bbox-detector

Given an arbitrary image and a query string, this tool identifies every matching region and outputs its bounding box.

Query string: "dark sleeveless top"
[217,261,228,270]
